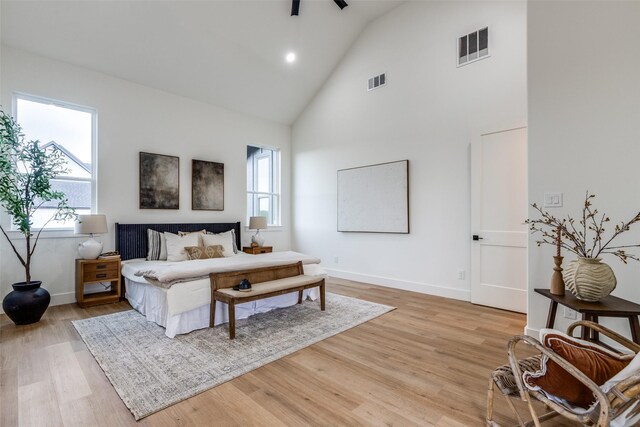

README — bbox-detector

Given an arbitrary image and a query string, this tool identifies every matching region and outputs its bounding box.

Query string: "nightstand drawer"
[83,269,119,282]
[84,262,119,274]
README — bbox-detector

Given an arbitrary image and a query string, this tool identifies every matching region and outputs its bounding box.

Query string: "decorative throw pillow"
[523,329,633,408]
[164,232,201,262]
[184,245,225,260]
[202,231,235,257]
[146,229,167,261]
[205,229,238,254]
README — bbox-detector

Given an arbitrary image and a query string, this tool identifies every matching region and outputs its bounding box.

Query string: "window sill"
[5,229,85,240]
[244,226,283,232]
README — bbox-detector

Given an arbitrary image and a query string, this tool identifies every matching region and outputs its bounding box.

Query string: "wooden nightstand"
[75,258,121,307]
[242,246,273,255]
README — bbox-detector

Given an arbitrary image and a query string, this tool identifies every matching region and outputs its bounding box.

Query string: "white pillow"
[164,231,201,262]
[202,231,235,257]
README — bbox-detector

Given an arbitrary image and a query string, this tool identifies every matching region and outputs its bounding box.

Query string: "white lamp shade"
[74,214,108,235]
[249,216,267,230]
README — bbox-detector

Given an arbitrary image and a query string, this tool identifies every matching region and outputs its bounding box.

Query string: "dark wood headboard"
[115,222,242,260]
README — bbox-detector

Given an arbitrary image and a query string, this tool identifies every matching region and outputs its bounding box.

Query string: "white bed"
[121,253,325,338]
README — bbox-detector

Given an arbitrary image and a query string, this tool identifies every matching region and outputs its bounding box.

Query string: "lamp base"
[251,231,265,247]
[78,238,103,260]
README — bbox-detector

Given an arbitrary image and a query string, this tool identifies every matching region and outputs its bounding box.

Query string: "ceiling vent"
[458,27,489,67]
[367,73,386,91]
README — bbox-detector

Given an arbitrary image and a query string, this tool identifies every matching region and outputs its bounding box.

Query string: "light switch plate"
[544,192,563,208]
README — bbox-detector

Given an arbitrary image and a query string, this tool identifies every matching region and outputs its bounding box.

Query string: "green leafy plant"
[526,191,640,263]
[0,110,76,283]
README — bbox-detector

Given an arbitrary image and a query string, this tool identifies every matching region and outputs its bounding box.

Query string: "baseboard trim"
[50,291,76,307]
[525,325,539,337]
[325,268,471,302]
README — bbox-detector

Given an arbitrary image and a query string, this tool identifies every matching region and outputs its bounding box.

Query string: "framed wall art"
[337,160,409,233]
[139,152,180,209]
[192,159,224,210]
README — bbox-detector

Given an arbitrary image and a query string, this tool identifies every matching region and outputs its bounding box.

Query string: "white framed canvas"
[337,160,409,233]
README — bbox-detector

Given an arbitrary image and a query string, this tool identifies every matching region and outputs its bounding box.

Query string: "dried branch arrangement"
[526,192,640,263]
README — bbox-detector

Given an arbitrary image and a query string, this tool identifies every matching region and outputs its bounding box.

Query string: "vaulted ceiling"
[1,0,402,124]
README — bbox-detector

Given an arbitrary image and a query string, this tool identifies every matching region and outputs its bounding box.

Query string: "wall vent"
[458,27,489,67]
[367,73,386,91]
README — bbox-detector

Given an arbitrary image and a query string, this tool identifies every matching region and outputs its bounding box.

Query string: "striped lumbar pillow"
[146,229,168,261]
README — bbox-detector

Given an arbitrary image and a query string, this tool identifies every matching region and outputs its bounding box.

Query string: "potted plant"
[0,110,75,324]
[527,192,640,301]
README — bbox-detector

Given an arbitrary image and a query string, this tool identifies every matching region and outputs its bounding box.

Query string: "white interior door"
[471,127,527,313]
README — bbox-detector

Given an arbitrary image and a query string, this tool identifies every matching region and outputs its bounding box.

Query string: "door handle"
[472,235,483,241]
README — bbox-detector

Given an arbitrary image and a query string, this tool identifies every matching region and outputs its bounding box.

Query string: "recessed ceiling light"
[285,52,296,63]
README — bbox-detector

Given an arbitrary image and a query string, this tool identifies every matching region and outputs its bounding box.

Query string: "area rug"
[72,292,394,420]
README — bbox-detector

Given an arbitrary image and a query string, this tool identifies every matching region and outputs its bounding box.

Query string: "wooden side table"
[535,288,640,344]
[75,258,122,307]
[242,246,273,255]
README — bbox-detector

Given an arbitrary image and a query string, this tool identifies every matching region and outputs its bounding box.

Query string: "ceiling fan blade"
[333,0,348,10]
[291,0,300,16]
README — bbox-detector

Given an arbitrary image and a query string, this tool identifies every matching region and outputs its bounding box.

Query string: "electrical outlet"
[564,307,577,320]
[457,269,465,280]
[334,256,339,264]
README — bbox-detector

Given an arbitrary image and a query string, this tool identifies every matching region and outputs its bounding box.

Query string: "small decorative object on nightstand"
[243,246,273,255]
[75,258,121,307]
[75,214,108,259]
[248,216,267,247]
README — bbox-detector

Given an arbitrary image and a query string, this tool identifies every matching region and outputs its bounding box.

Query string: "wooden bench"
[209,261,325,339]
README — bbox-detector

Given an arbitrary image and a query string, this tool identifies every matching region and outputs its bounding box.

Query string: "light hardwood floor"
[1,278,576,426]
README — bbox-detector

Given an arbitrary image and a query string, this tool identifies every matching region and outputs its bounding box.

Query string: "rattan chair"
[487,320,640,426]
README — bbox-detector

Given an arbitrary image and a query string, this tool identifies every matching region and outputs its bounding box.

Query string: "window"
[247,145,280,226]
[14,94,96,229]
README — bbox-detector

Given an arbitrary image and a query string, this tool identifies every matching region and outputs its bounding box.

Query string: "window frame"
[246,144,281,227]
[8,92,98,232]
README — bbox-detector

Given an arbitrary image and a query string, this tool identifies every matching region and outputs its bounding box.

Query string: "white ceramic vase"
[78,237,103,259]
[562,257,616,302]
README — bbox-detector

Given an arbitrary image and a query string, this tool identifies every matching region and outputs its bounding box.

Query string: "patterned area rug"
[72,292,394,420]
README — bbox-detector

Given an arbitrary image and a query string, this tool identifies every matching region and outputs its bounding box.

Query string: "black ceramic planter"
[2,281,50,325]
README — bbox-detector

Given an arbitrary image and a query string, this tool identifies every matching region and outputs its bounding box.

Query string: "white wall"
[0,47,292,308]
[291,1,527,299]
[527,1,640,336]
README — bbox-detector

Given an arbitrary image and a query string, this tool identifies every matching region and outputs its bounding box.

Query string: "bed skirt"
[124,278,319,338]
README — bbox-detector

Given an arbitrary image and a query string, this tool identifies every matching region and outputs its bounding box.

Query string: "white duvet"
[121,251,325,316]
[129,250,321,287]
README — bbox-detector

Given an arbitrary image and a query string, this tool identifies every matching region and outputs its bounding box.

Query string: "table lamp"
[249,216,267,247]
[75,214,108,259]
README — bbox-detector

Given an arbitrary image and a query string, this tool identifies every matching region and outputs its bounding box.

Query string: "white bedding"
[129,250,322,287]
[122,252,325,315]
[121,252,326,337]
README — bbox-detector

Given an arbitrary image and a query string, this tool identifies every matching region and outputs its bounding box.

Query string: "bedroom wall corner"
[291,1,527,299]
[0,46,293,311]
